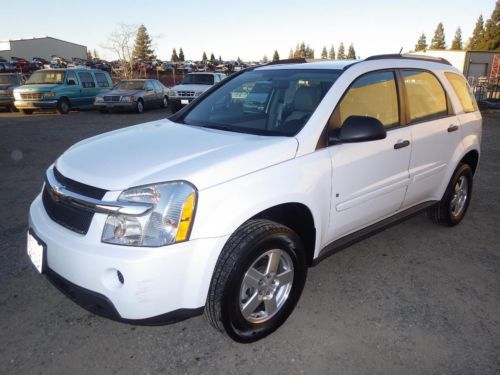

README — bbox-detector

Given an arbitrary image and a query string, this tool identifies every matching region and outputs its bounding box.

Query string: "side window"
[78,72,96,88]
[145,81,154,91]
[402,70,448,123]
[94,72,109,88]
[445,72,478,113]
[66,71,77,85]
[330,71,399,129]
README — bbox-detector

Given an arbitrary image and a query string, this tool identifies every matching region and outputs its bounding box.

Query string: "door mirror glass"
[328,115,386,145]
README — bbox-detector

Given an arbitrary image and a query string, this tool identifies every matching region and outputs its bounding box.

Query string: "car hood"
[0,84,18,90]
[15,84,60,93]
[55,118,298,191]
[102,89,143,96]
[172,84,211,92]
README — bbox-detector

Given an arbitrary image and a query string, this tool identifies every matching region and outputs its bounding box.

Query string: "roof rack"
[364,54,452,66]
[265,58,307,66]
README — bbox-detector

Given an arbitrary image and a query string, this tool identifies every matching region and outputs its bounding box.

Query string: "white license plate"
[181,99,189,105]
[27,231,44,273]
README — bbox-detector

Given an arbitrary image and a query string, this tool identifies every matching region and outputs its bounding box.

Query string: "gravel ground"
[0,108,499,374]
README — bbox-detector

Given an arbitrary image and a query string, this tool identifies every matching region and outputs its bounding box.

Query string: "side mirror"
[328,115,386,145]
[67,79,76,85]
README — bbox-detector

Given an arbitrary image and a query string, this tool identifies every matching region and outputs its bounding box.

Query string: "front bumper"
[170,98,195,107]
[29,193,229,321]
[14,100,58,109]
[95,102,136,110]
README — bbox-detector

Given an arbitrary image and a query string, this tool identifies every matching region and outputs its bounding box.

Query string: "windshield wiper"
[197,123,245,133]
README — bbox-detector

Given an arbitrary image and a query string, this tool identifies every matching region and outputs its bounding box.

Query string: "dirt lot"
[0,108,499,374]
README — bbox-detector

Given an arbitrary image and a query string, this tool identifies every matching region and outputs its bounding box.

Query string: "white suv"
[28,55,482,342]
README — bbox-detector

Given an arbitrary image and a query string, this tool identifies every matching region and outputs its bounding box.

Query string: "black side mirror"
[328,115,387,145]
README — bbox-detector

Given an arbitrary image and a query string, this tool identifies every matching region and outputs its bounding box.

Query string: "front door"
[325,70,412,241]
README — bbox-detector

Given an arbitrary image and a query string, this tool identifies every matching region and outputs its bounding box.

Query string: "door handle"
[394,140,410,149]
[448,125,459,133]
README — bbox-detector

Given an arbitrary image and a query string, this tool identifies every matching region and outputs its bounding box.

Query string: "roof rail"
[364,53,452,66]
[266,58,307,66]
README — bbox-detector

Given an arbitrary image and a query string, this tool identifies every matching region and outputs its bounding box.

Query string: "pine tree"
[210,53,215,63]
[299,42,306,58]
[219,55,222,63]
[469,15,485,50]
[288,49,294,59]
[329,45,335,60]
[347,44,356,59]
[293,43,300,58]
[179,48,185,61]
[86,49,92,60]
[133,24,155,60]
[93,49,99,59]
[305,44,314,59]
[321,46,328,59]
[171,48,178,62]
[272,50,280,62]
[450,28,463,50]
[202,52,207,62]
[482,2,500,50]
[415,33,428,51]
[262,55,269,63]
[236,57,242,65]
[430,23,446,49]
[337,43,346,59]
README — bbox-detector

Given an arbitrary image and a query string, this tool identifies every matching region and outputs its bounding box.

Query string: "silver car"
[94,79,168,113]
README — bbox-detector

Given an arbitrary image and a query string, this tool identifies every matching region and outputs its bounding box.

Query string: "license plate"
[181,99,189,105]
[27,230,45,273]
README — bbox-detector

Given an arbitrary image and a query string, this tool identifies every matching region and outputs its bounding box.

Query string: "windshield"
[0,75,18,85]
[178,69,342,136]
[26,70,65,85]
[180,74,215,85]
[114,81,145,90]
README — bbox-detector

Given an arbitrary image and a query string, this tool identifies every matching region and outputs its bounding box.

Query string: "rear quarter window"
[94,72,110,88]
[78,72,96,88]
[445,72,479,113]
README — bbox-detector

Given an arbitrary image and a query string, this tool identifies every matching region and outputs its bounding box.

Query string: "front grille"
[103,96,120,102]
[177,91,195,97]
[42,168,107,234]
[21,93,43,100]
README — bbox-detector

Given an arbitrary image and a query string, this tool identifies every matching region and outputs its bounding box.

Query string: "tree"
[347,44,356,59]
[171,48,179,62]
[299,42,306,58]
[93,48,99,59]
[337,43,346,59]
[86,49,92,59]
[262,54,269,63]
[450,28,463,50]
[202,51,207,62]
[430,22,446,49]
[321,46,328,59]
[210,53,215,63]
[102,23,137,78]
[179,48,185,62]
[288,49,294,59]
[305,44,314,59]
[133,24,155,60]
[329,45,335,60]
[272,50,280,62]
[469,15,485,49]
[482,2,500,50]
[415,33,428,51]
[219,55,222,63]
[236,57,242,65]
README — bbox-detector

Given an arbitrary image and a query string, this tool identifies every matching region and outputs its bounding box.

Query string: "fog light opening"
[117,270,124,285]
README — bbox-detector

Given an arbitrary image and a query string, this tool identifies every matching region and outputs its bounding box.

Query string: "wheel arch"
[460,149,479,175]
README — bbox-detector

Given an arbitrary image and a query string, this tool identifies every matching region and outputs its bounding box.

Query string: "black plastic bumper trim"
[45,268,204,326]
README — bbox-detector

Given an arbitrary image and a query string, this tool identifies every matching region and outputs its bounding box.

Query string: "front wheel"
[136,99,144,113]
[205,219,307,343]
[20,109,34,115]
[56,98,70,114]
[428,163,473,226]
[161,96,168,109]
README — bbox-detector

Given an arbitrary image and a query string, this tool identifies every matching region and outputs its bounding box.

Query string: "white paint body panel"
[28,58,482,320]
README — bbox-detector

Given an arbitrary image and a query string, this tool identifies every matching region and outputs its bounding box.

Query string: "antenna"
[399,47,403,54]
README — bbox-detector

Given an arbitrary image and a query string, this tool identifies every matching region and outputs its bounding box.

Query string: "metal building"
[0,36,87,61]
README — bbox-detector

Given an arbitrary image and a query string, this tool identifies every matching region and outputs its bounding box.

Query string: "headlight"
[120,96,132,102]
[168,90,176,97]
[102,181,197,247]
[44,92,56,98]
[14,92,22,100]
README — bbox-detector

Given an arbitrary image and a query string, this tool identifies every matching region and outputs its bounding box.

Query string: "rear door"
[77,71,98,106]
[400,69,462,208]
[326,70,412,241]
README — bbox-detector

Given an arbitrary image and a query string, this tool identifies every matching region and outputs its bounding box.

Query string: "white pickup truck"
[28,55,481,342]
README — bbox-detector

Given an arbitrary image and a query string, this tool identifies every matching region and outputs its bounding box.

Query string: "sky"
[1,0,495,61]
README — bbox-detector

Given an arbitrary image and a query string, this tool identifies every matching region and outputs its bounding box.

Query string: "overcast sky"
[1,0,495,61]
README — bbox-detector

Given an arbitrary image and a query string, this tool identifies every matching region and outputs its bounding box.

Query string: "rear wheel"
[428,163,473,226]
[161,96,168,108]
[56,98,70,114]
[20,109,34,115]
[205,219,307,343]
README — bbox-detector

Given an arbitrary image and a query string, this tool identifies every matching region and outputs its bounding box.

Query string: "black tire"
[205,219,307,343]
[161,96,168,109]
[20,109,34,115]
[136,99,144,113]
[56,98,70,114]
[428,163,473,226]
[9,105,19,112]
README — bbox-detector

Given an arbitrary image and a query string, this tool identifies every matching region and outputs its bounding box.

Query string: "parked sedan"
[0,73,27,111]
[94,79,168,113]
